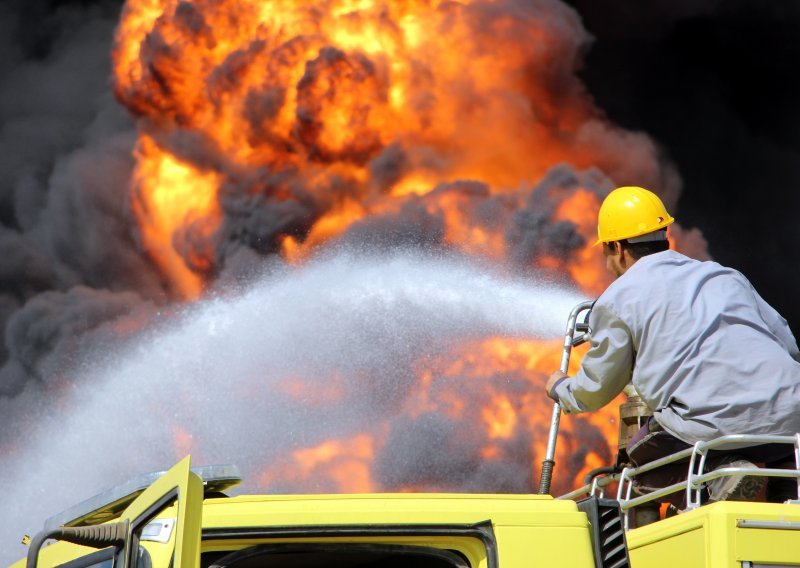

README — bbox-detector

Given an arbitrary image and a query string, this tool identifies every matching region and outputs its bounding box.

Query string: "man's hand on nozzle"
[546,371,568,402]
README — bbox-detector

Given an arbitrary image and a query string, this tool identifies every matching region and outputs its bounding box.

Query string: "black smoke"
[0,0,164,400]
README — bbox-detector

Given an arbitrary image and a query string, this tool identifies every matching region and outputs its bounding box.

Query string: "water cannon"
[538,300,594,495]
[540,301,661,528]
[539,301,658,494]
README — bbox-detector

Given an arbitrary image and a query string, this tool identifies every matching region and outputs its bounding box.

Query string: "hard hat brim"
[594,216,674,247]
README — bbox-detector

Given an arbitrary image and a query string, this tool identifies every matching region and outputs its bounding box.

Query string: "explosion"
[112,0,676,282]
[0,0,702,517]
[104,0,691,495]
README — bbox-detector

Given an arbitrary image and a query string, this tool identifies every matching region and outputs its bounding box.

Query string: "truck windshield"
[203,543,471,568]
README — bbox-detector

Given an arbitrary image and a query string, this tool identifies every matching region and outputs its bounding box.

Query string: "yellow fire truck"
[14,454,800,568]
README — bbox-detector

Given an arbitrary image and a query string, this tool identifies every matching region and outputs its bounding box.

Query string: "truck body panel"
[15,456,800,568]
[626,501,800,567]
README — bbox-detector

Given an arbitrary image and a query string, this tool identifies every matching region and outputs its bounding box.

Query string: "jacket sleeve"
[752,286,800,362]
[552,302,634,413]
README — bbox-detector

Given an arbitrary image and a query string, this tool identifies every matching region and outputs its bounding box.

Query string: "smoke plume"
[0,0,691,401]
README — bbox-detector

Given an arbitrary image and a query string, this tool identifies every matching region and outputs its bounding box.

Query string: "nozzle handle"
[539,300,594,495]
[538,401,562,494]
[538,458,556,495]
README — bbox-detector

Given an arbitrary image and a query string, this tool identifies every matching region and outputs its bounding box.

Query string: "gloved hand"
[545,371,568,401]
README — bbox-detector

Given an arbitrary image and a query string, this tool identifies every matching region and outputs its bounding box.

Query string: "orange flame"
[131,136,222,298]
[171,424,197,459]
[113,0,617,272]
[259,433,377,493]
[553,188,609,296]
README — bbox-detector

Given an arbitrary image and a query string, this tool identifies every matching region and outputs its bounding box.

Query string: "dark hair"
[619,239,670,260]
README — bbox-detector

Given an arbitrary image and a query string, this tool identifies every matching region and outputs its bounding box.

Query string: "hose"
[26,520,129,568]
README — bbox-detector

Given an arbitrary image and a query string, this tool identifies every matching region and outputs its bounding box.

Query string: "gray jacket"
[553,250,800,443]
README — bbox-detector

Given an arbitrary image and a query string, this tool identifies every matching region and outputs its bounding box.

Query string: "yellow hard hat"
[595,186,675,245]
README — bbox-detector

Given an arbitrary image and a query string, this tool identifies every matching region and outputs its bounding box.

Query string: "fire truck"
[15,303,800,568]
[14,453,800,568]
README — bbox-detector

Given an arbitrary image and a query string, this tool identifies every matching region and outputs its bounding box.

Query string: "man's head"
[595,186,674,278]
[602,234,670,277]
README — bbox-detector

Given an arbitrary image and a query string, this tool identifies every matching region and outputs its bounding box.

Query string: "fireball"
[111,0,677,494]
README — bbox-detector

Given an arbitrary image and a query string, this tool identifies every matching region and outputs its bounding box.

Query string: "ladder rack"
[559,433,800,530]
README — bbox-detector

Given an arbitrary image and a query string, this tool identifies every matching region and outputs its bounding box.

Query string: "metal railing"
[559,433,800,530]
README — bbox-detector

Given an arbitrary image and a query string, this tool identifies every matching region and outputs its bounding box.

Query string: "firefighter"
[545,186,800,506]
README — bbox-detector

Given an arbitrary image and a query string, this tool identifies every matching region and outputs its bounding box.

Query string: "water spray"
[1,250,582,564]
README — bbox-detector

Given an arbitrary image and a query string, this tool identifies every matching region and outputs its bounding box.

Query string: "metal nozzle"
[617,384,653,465]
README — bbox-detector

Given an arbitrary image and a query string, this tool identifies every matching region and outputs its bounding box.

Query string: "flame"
[112,0,639,495]
[258,433,376,492]
[113,0,610,272]
[277,375,347,405]
[483,395,517,440]
[131,136,222,298]
[172,424,197,459]
[284,198,367,261]
[553,188,610,296]
[255,338,620,496]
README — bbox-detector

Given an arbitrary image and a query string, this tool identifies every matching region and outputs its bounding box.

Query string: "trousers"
[626,417,796,508]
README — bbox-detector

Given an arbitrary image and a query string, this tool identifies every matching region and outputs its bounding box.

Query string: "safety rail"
[558,433,800,530]
[559,472,620,502]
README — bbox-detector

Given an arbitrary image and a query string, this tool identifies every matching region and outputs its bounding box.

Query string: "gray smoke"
[507,165,609,267]
[0,0,172,402]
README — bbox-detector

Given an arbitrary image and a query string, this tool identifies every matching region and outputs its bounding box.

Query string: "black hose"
[26,520,129,568]
[582,465,619,486]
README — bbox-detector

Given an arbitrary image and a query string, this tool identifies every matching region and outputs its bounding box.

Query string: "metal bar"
[616,467,630,502]
[538,300,593,495]
[618,481,690,511]
[795,433,800,501]
[694,434,799,449]
[572,333,588,347]
[557,474,619,501]
[737,520,800,530]
[695,467,800,483]
[686,441,704,509]
[612,434,800,515]
[616,434,800,482]
[557,422,800,529]
[558,485,592,501]
[616,447,696,482]
[537,402,561,495]
[622,468,800,513]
